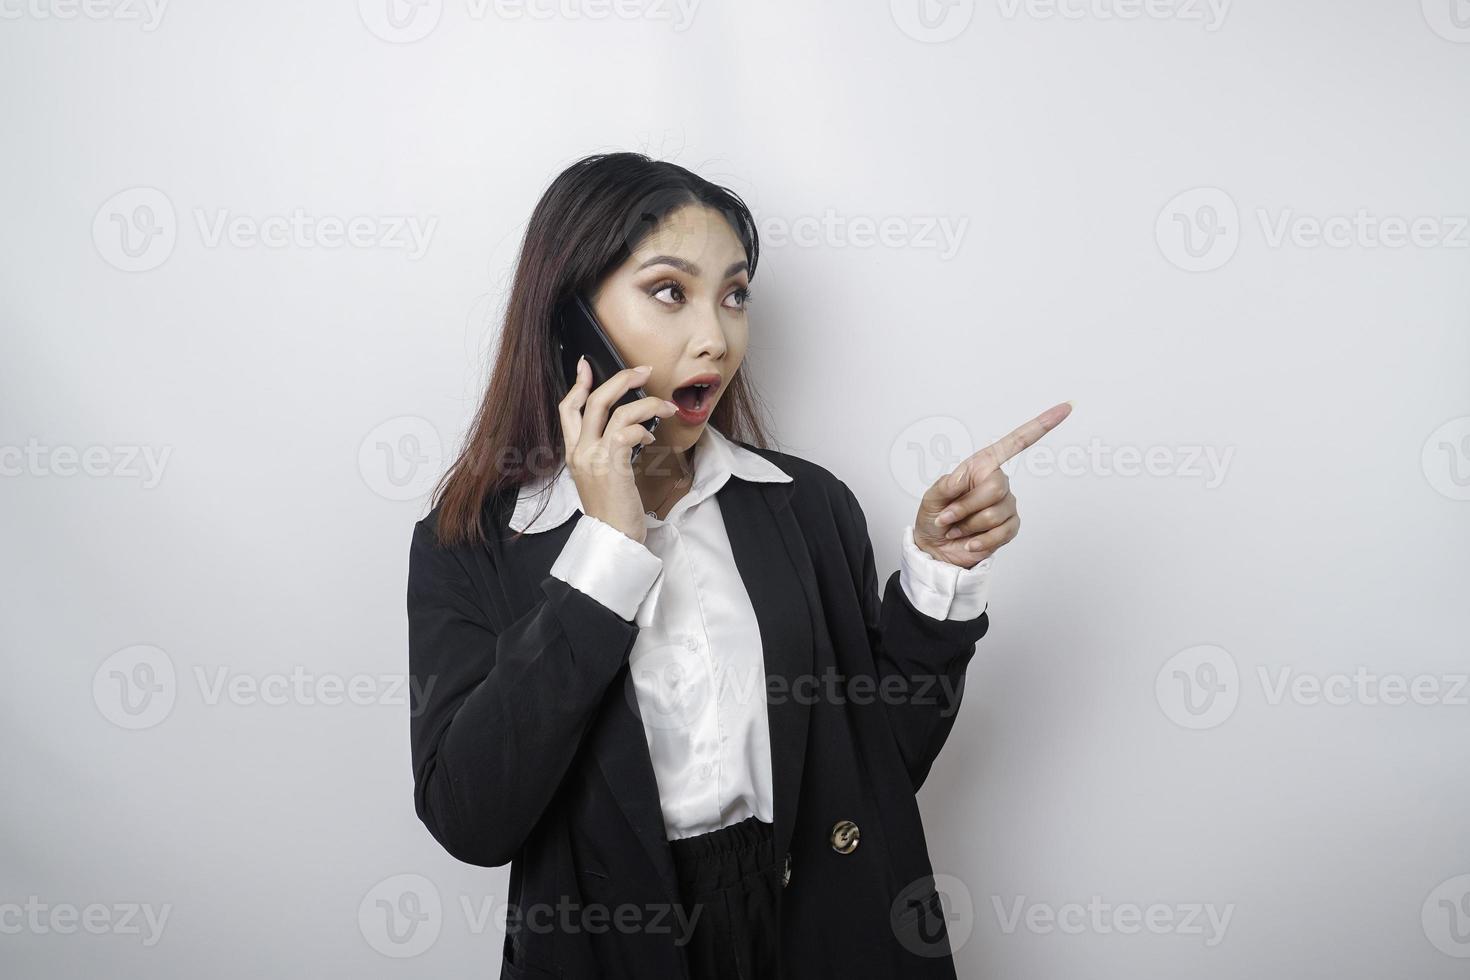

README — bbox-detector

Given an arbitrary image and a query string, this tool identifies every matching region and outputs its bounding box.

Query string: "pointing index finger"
[968,401,1073,479]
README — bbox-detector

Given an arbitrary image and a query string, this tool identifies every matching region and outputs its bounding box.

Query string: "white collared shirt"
[508,424,993,840]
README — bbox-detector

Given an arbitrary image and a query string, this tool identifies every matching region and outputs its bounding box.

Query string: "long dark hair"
[428,152,775,548]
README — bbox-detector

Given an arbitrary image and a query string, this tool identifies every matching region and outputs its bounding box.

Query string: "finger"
[558,355,591,454]
[943,492,1016,539]
[934,470,1008,526]
[956,401,1072,489]
[963,513,1019,556]
[608,394,679,436]
[582,364,653,443]
[609,421,660,451]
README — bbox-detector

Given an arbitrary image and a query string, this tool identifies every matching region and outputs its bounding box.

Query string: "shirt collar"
[508,423,792,533]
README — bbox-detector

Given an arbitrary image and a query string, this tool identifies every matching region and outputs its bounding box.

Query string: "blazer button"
[829,819,860,854]
[781,853,792,888]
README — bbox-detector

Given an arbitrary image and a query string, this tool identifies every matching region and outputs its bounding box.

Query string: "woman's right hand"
[557,356,679,545]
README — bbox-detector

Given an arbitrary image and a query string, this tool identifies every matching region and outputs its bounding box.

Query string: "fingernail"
[936,510,955,526]
[664,400,678,411]
[634,364,652,373]
[577,355,586,372]
[944,527,963,539]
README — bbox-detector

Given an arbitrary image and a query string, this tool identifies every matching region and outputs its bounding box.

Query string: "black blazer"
[407,440,991,979]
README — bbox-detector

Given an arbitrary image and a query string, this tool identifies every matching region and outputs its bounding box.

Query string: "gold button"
[781,853,792,888]
[829,819,860,854]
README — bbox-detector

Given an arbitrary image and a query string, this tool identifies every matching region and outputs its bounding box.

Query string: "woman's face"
[589,203,752,452]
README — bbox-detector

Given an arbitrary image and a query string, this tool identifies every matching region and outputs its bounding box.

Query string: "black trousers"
[668,816,782,980]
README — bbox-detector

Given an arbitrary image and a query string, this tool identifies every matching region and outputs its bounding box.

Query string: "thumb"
[921,465,964,517]
[944,464,968,497]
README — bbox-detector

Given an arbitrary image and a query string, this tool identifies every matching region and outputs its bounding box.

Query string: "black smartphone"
[555,291,658,462]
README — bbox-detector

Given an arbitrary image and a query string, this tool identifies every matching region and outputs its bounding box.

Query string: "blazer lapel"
[588,664,685,907]
[720,477,818,874]
[587,475,819,908]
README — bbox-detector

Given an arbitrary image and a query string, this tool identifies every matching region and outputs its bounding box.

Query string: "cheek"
[594,293,650,363]
[726,321,750,361]
[603,299,674,365]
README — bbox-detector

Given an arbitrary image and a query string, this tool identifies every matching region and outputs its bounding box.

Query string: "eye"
[650,280,685,305]
[724,285,753,310]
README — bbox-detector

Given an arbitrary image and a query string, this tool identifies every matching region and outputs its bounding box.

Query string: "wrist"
[910,526,944,563]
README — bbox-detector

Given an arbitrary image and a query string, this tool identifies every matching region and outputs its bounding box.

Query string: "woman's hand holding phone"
[557,355,680,545]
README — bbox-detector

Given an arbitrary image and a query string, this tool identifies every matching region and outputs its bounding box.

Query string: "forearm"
[407,517,660,866]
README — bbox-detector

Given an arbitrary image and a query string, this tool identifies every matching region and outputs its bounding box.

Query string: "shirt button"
[699,763,713,779]
[685,636,699,651]
[830,819,860,854]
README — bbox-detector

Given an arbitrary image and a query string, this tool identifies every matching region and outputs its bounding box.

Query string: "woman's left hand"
[911,402,1073,568]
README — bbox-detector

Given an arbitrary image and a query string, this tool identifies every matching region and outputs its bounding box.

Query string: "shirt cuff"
[549,514,663,623]
[898,524,993,621]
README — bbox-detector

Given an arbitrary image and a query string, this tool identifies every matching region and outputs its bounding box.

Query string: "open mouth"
[671,377,721,415]
[671,383,713,412]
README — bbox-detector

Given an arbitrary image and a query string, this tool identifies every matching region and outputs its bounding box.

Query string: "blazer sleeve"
[406,516,644,867]
[837,482,991,794]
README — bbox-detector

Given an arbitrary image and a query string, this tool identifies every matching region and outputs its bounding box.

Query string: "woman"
[407,152,1070,979]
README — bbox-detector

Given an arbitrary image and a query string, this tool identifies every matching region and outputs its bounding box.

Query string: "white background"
[3,0,1468,976]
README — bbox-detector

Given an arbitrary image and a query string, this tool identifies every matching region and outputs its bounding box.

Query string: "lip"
[674,372,723,393]
[671,372,722,425]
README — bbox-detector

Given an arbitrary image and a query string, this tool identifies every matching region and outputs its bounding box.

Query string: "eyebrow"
[637,255,749,279]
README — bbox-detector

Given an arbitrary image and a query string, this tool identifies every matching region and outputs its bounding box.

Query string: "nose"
[688,303,729,360]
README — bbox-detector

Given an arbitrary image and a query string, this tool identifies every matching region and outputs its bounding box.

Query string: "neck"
[633,441,694,497]
[636,441,692,477]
